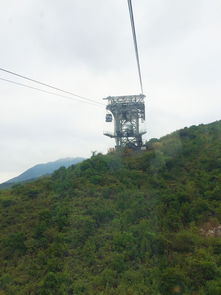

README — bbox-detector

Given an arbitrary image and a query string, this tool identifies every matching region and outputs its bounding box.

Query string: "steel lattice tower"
[104,94,146,149]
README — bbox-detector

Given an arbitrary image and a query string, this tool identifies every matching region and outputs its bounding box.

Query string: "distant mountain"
[0,157,84,188]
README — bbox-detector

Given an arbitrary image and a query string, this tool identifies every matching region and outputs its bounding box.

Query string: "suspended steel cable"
[0,77,103,108]
[0,1,144,103]
[0,67,104,106]
[127,0,144,94]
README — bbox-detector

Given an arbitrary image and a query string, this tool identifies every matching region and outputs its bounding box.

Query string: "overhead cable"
[127,0,144,94]
[0,77,103,108]
[0,67,104,106]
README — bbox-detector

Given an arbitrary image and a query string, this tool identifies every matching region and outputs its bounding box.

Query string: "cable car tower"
[104,94,146,149]
[104,0,146,150]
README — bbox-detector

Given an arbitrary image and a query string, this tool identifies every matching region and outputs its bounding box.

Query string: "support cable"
[0,67,104,106]
[127,0,144,94]
[0,77,103,108]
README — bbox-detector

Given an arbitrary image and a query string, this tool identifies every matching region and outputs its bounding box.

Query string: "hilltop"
[0,120,221,294]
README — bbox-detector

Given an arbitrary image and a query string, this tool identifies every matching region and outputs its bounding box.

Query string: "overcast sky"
[0,0,221,183]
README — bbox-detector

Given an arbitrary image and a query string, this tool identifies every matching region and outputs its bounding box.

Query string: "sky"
[0,0,221,183]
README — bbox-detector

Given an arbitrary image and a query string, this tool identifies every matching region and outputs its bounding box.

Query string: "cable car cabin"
[105,114,112,122]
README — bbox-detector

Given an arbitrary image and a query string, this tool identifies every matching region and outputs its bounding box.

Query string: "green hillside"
[0,120,221,295]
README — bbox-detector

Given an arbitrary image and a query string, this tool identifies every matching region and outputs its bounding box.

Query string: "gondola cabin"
[105,114,112,122]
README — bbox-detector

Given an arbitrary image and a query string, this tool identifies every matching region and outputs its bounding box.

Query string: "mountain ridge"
[0,157,85,188]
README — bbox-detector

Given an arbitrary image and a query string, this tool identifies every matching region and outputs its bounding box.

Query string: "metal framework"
[103,94,146,149]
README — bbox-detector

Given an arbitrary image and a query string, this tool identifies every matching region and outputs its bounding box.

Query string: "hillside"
[0,157,84,189]
[0,120,221,294]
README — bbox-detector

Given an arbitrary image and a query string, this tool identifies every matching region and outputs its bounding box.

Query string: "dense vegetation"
[0,120,221,295]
